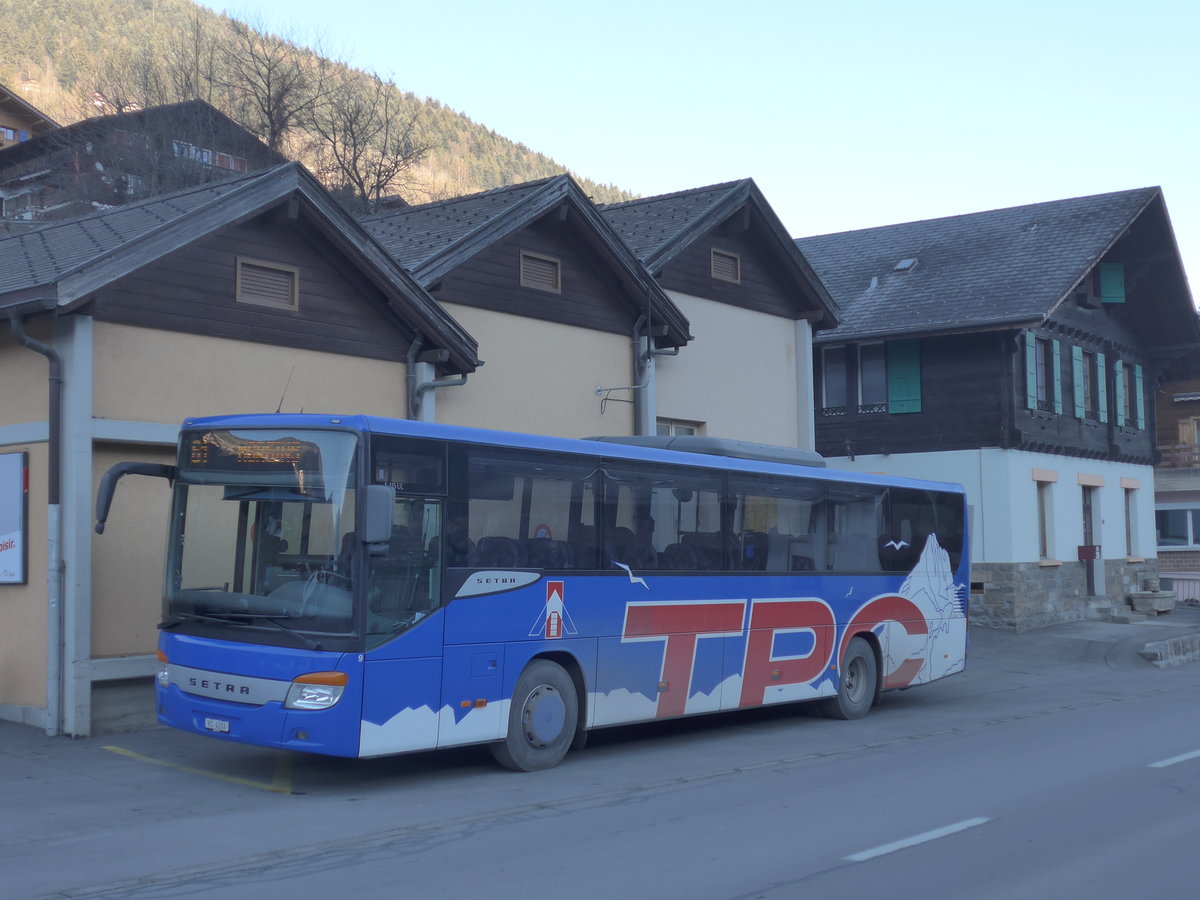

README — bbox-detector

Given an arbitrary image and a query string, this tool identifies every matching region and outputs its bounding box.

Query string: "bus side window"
[460,448,600,571]
[729,475,825,573]
[825,486,885,573]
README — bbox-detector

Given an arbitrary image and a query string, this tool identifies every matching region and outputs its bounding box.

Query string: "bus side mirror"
[95,462,176,534]
[362,484,394,544]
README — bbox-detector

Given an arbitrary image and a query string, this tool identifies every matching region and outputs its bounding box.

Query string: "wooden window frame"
[857,341,887,411]
[820,345,848,413]
[519,250,562,294]
[711,249,741,284]
[236,257,300,311]
[656,418,704,437]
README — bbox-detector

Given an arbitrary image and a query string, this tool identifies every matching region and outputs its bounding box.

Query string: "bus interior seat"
[609,540,658,570]
[681,532,723,570]
[525,538,573,570]
[740,531,768,570]
[470,536,523,568]
[663,542,699,570]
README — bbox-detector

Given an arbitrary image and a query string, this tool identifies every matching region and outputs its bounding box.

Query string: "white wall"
[656,291,804,447]
[436,304,635,438]
[824,448,1155,566]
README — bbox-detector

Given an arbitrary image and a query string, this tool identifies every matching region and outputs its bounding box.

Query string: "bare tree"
[217,18,329,154]
[307,70,433,213]
[161,12,222,106]
[76,44,166,116]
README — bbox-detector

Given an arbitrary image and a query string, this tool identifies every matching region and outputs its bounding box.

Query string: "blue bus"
[96,414,968,771]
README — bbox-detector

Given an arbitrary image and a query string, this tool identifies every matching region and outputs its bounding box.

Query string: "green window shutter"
[1024,332,1037,410]
[1135,364,1145,429]
[1114,359,1126,426]
[1051,339,1063,414]
[1099,263,1126,303]
[886,339,922,413]
[1071,346,1085,418]
[1097,353,1109,423]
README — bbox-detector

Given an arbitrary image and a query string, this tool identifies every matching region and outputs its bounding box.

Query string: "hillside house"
[0,97,282,222]
[0,83,57,149]
[796,188,1200,629]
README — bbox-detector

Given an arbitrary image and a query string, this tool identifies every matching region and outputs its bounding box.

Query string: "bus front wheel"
[491,660,578,771]
[820,636,878,720]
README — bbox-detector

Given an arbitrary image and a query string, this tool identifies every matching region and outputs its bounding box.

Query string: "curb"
[1138,631,1200,668]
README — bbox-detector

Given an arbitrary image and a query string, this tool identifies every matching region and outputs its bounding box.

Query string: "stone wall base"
[970,558,1161,631]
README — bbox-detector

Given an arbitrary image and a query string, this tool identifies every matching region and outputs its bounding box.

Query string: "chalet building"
[0,97,283,222]
[361,175,693,439]
[600,180,839,448]
[1152,373,1200,588]
[0,162,478,736]
[0,83,57,149]
[796,188,1200,629]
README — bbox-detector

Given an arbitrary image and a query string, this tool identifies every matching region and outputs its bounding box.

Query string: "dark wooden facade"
[430,214,636,336]
[658,226,802,319]
[815,302,1160,466]
[0,100,282,221]
[88,215,415,361]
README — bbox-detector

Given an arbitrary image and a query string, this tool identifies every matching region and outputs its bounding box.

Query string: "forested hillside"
[0,0,633,206]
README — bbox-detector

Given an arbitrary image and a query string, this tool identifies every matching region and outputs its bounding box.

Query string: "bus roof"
[179,413,966,495]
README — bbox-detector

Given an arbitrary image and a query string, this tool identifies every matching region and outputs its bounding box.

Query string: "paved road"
[3,614,1199,899]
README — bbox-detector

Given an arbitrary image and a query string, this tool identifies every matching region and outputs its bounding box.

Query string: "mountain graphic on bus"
[877,533,967,685]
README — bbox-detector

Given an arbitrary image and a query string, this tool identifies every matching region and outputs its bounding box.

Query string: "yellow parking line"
[103,745,293,794]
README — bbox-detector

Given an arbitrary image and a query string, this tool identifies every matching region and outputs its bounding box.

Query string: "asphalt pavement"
[2,603,1200,852]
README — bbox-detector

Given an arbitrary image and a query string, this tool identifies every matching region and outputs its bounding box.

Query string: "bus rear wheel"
[491,660,578,771]
[821,636,878,720]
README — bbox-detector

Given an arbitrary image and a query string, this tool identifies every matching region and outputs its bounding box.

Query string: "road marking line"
[1149,749,1200,769]
[845,817,991,862]
[102,745,293,794]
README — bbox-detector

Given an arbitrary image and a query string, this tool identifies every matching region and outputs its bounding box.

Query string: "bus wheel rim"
[522,685,566,747]
[844,656,867,703]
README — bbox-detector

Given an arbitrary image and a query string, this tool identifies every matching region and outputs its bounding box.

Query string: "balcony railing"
[1159,443,1200,469]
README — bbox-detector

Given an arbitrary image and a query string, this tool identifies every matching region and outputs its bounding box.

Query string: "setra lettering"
[188,676,251,696]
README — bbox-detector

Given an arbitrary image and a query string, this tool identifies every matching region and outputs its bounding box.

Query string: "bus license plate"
[204,717,230,733]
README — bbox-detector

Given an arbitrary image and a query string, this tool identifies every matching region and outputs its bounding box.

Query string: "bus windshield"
[166,429,360,646]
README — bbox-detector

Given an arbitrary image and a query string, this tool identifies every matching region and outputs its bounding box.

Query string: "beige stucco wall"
[0,323,53,426]
[92,323,410,423]
[436,304,635,438]
[0,442,47,709]
[91,445,175,659]
[656,292,801,446]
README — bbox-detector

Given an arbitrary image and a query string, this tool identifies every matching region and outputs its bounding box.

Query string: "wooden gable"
[89,213,414,362]
[659,228,795,316]
[656,217,809,319]
[428,212,637,336]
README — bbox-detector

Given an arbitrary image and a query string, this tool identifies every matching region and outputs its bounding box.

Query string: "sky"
[198,0,1200,289]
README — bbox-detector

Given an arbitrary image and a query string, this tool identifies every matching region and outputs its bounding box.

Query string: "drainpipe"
[406,335,468,422]
[9,313,64,737]
[597,311,679,436]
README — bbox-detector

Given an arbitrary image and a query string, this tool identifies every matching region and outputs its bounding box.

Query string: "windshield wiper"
[248,615,324,651]
[160,611,322,650]
[161,611,242,629]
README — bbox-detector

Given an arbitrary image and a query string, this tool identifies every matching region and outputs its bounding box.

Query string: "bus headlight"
[285,672,348,710]
[156,649,170,688]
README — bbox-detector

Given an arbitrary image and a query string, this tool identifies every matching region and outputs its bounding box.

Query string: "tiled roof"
[0,168,264,294]
[0,162,482,372]
[361,177,561,270]
[795,187,1161,342]
[598,181,746,261]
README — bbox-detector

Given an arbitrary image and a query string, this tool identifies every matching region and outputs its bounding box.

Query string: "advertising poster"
[0,452,27,584]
